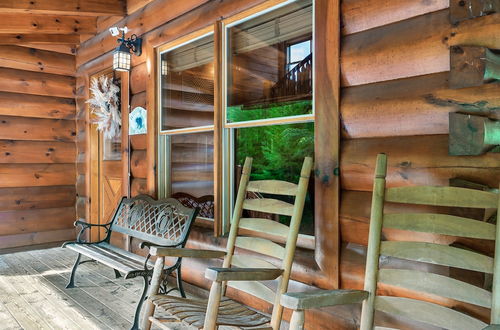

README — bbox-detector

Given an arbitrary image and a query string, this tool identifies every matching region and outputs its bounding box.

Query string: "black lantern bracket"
[117,31,142,56]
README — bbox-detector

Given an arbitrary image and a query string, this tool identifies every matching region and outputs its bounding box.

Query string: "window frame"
[156,27,216,225]
[220,0,315,247]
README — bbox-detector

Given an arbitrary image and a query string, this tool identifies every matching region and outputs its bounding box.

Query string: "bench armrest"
[280,289,369,310]
[150,246,226,259]
[205,267,283,282]
[74,219,112,228]
[62,219,112,246]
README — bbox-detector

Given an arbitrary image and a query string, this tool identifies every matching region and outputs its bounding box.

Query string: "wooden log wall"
[75,0,500,328]
[0,45,77,250]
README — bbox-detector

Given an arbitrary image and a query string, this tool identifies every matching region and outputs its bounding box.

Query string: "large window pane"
[234,122,314,234]
[160,34,214,131]
[227,0,313,123]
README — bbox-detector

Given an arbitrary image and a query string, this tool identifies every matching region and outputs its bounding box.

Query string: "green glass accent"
[484,49,500,81]
[484,120,500,145]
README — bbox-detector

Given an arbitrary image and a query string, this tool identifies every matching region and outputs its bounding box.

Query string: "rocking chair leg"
[66,253,82,288]
[114,269,122,279]
[131,275,149,330]
[176,265,186,298]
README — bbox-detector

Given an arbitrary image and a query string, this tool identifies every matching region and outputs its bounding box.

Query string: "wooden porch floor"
[0,247,164,329]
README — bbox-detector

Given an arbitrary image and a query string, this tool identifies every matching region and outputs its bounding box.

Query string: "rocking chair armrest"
[149,246,226,259]
[205,267,283,282]
[280,289,369,310]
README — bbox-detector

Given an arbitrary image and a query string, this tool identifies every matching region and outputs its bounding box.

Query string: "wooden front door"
[88,71,129,244]
[89,123,123,242]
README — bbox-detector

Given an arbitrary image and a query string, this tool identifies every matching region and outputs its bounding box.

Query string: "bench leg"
[176,265,186,298]
[131,275,149,330]
[114,269,122,279]
[66,253,81,289]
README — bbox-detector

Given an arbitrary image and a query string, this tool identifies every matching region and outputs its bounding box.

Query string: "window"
[156,0,315,236]
[158,32,215,220]
[226,0,313,124]
[223,0,314,236]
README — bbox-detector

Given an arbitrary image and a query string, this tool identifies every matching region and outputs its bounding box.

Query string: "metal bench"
[62,195,198,330]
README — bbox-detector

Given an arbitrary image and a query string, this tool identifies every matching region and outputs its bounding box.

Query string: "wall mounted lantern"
[110,26,142,72]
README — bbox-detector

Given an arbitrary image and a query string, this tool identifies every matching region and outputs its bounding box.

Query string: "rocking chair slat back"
[360,153,500,330]
[223,156,313,329]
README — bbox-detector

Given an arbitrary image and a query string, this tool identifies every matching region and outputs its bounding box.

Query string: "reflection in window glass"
[169,132,214,218]
[160,34,214,131]
[227,0,313,123]
[287,40,311,72]
[234,122,314,234]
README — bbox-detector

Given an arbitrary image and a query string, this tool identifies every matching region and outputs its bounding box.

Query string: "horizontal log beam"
[0,140,75,163]
[341,0,448,35]
[76,0,210,67]
[130,62,147,94]
[0,45,74,76]
[341,72,500,139]
[130,150,147,178]
[0,34,79,45]
[130,134,146,150]
[0,206,75,236]
[342,10,500,87]
[131,91,146,109]
[0,68,75,98]
[0,228,76,249]
[131,177,147,196]
[0,164,75,187]
[0,115,76,142]
[0,0,125,16]
[0,185,75,211]
[0,92,75,120]
[340,134,500,191]
[0,14,96,34]
[341,10,449,87]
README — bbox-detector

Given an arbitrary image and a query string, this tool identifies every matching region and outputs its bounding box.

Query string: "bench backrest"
[360,153,500,330]
[109,195,198,247]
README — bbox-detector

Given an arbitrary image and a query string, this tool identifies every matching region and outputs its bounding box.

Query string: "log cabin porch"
[0,0,500,329]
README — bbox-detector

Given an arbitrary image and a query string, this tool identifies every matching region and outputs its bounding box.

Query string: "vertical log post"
[314,0,341,288]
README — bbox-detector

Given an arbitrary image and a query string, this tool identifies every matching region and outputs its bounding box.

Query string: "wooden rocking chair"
[141,156,313,329]
[280,153,500,330]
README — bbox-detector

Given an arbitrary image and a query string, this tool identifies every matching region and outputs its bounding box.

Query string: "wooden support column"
[315,0,340,289]
[145,45,157,197]
[121,71,130,197]
[213,20,223,236]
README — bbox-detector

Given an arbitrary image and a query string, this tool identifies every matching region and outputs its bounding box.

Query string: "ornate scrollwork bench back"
[64,194,198,330]
[108,194,197,248]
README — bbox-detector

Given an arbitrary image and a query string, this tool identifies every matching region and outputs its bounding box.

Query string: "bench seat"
[65,242,154,278]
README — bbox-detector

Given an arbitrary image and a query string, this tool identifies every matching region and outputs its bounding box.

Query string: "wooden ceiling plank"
[126,0,155,14]
[17,44,76,55]
[0,0,125,16]
[0,14,96,34]
[0,34,79,45]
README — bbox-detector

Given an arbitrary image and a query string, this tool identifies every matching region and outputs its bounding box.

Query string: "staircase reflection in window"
[227,0,313,123]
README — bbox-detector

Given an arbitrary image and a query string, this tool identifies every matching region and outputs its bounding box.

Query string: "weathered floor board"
[0,247,168,330]
[0,247,267,330]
